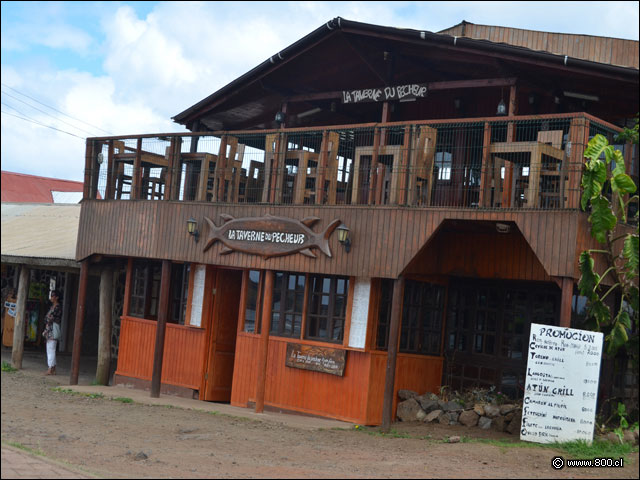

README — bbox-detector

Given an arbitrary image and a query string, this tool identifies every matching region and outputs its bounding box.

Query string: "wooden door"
[201,269,243,402]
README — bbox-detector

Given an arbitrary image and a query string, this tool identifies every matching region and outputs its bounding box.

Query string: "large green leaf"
[627,286,639,313]
[578,251,600,299]
[623,234,639,276]
[611,173,638,196]
[581,160,607,210]
[611,150,626,177]
[588,196,617,243]
[616,310,632,330]
[584,134,609,163]
[606,322,629,356]
[589,298,611,329]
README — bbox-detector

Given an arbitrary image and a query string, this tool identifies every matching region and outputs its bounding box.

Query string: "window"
[376,279,445,355]
[306,275,349,343]
[129,260,189,322]
[244,270,263,333]
[271,272,305,338]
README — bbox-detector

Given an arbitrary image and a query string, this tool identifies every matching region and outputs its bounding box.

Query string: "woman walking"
[42,290,62,375]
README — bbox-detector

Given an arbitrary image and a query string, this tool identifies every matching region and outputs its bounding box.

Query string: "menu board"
[521,323,603,444]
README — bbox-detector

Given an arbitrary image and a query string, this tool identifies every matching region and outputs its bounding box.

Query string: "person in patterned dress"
[42,290,62,375]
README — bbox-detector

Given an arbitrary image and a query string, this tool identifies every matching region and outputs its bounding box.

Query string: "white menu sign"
[520,323,603,444]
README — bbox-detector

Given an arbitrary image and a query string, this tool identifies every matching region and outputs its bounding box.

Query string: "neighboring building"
[73,18,638,424]
[1,171,86,204]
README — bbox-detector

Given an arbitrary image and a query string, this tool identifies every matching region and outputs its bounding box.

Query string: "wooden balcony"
[83,112,633,212]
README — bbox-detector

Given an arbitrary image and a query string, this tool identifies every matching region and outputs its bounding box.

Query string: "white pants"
[46,339,57,368]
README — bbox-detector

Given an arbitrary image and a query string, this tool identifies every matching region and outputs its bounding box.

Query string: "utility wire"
[1,110,86,140]
[1,82,112,135]
[1,90,100,137]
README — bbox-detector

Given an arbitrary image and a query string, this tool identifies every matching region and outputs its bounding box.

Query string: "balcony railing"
[83,113,635,212]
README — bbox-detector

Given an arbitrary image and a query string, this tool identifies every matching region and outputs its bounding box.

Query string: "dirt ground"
[1,351,638,479]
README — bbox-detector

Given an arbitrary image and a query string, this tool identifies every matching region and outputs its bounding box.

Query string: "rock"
[623,430,635,444]
[448,412,459,425]
[416,409,427,422]
[606,432,622,444]
[478,417,492,430]
[500,404,517,415]
[424,409,442,423]
[442,401,463,412]
[458,410,479,427]
[492,416,507,432]
[448,436,461,443]
[473,404,485,416]
[506,411,522,435]
[417,396,440,413]
[134,451,148,461]
[397,389,418,401]
[505,412,515,422]
[483,404,501,418]
[438,412,450,425]
[396,398,423,422]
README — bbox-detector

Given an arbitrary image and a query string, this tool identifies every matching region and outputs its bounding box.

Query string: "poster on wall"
[348,278,370,349]
[520,323,603,444]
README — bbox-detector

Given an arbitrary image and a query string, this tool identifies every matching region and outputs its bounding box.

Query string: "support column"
[381,276,405,432]
[11,266,29,369]
[560,277,574,328]
[70,259,90,385]
[255,270,274,413]
[96,266,114,386]
[151,260,172,398]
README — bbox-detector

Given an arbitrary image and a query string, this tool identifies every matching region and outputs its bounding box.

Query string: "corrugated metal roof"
[1,203,80,262]
[1,171,84,203]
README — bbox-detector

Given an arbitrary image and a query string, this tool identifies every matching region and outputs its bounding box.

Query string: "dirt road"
[1,351,637,478]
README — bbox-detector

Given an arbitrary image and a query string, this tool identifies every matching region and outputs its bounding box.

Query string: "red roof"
[1,171,85,203]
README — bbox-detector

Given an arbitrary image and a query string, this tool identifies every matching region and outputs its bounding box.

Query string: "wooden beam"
[96,266,114,386]
[381,276,404,432]
[428,77,518,91]
[255,270,274,413]
[559,277,573,328]
[70,259,90,385]
[150,260,172,398]
[11,266,29,369]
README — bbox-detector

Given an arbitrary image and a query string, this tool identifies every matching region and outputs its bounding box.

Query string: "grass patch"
[462,436,637,462]
[112,397,133,404]
[5,441,46,457]
[1,361,17,372]
[51,387,104,399]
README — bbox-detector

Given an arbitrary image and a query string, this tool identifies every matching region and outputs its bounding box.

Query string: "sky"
[1,1,639,182]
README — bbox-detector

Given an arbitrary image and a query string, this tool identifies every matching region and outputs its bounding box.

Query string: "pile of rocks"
[395,390,523,434]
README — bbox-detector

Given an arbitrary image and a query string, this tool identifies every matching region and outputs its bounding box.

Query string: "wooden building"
[73,18,638,425]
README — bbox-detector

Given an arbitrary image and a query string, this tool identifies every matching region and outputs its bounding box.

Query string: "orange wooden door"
[202,269,243,402]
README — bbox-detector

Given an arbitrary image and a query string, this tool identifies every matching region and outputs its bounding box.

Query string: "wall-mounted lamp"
[496,88,507,116]
[275,111,286,125]
[495,222,511,234]
[336,223,351,253]
[97,152,104,165]
[187,217,200,243]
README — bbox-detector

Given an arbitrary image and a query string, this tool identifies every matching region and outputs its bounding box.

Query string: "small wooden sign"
[285,343,346,376]
[203,214,340,259]
[342,83,428,104]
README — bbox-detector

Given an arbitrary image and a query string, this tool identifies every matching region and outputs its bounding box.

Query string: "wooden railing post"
[70,259,90,385]
[381,276,404,432]
[150,260,172,398]
[84,140,95,200]
[255,270,274,413]
[369,127,381,205]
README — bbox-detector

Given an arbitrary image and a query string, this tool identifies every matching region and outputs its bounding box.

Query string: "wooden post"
[369,127,381,205]
[567,117,590,209]
[70,259,90,385]
[255,270,274,413]
[131,138,143,200]
[315,131,329,205]
[479,122,492,207]
[11,266,29,369]
[559,277,573,328]
[96,266,114,386]
[83,140,95,200]
[105,140,115,200]
[502,85,517,208]
[381,276,405,432]
[150,260,172,398]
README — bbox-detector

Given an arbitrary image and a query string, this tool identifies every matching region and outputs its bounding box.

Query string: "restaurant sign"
[520,324,603,444]
[203,214,340,259]
[342,83,428,104]
[285,343,346,376]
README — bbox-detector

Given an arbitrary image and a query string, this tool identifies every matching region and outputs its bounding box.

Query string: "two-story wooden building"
[72,18,638,425]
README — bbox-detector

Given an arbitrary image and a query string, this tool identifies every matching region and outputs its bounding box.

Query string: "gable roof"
[1,171,84,203]
[172,17,638,131]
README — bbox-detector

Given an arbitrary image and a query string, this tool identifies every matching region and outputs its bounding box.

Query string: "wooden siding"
[77,201,588,280]
[439,23,639,69]
[115,316,206,389]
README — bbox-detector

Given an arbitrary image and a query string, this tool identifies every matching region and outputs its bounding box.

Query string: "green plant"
[113,397,133,404]
[1,361,17,372]
[579,124,638,357]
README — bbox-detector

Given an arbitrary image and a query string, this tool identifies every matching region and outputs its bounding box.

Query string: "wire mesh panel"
[84,113,619,212]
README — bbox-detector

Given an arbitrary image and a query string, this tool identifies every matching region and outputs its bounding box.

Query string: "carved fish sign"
[202,214,341,259]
